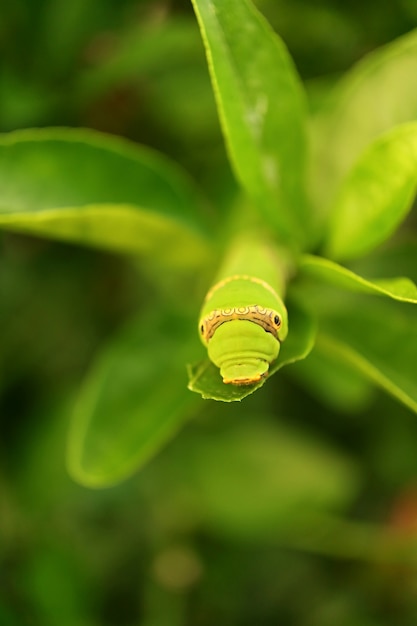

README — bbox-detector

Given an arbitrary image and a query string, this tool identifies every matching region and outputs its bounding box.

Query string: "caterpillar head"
[198,275,288,385]
[206,319,280,385]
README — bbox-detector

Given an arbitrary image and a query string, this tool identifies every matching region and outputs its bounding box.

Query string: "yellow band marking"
[204,274,280,303]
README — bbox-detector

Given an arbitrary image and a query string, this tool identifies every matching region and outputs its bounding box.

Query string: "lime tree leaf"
[323,123,417,260]
[298,254,417,304]
[310,28,417,214]
[0,128,212,268]
[318,300,417,414]
[190,0,311,247]
[67,312,201,488]
[188,306,316,401]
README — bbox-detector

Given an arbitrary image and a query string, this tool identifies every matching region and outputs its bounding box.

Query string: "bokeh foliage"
[1,1,417,625]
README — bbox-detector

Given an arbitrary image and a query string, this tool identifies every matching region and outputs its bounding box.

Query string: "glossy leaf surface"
[191,0,311,246]
[0,128,211,268]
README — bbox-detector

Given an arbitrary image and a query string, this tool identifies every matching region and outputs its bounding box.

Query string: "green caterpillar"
[198,238,288,385]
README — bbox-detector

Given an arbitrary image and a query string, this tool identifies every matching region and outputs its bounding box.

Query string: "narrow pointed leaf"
[190,0,311,246]
[299,254,417,304]
[0,128,211,268]
[324,123,417,260]
[188,306,316,401]
[67,312,200,487]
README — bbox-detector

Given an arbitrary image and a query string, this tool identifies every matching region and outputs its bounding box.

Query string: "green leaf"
[67,311,201,487]
[0,128,211,268]
[188,305,316,401]
[324,123,417,260]
[298,254,417,304]
[190,0,311,246]
[311,28,417,213]
[318,300,417,414]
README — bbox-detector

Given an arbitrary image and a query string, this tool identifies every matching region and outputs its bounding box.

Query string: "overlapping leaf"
[0,128,211,268]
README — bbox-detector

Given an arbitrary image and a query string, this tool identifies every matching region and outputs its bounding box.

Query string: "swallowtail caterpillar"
[198,237,288,385]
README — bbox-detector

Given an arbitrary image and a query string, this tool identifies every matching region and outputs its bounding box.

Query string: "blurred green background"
[1,1,417,624]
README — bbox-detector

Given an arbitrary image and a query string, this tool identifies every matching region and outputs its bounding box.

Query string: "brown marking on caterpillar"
[199,305,282,343]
